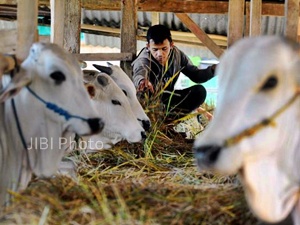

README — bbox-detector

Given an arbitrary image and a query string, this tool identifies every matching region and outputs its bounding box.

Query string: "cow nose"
[87,118,104,134]
[193,145,221,164]
[141,131,147,140]
[142,120,151,131]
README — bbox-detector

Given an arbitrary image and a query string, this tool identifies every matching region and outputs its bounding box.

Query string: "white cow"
[193,36,300,224]
[93,63,151,131]
[0,54,32,208]
[82,70,146,150]
[0,43,104,207]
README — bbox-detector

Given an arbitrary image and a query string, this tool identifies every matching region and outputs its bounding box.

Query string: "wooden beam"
[0,0,49,5]
[16,0,38,61]
[74,52,133,61]
[137,0,229,13]
[0,0,288,15]
[285,0,300,41]
[120,0,137,78]
[262,2,284,16]
[250,0,262,36]
[175,13,224,58]
[63,0,81,53]
[81,0,229,13]
[82,0,120,11]
[81,24,120,37]
[227,0,245,47]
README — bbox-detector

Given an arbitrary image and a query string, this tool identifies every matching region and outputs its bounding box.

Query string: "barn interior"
[0,1,299,224]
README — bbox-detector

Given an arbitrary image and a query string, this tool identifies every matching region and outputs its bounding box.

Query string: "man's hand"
[138,79,154,93]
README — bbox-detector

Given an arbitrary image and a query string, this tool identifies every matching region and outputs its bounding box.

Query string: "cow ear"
[79,60,87,69]
[97,75,109,87]
[83,70,97,83]
[93,64,113,75]
[85,84,96,99]
[0,69,31,102]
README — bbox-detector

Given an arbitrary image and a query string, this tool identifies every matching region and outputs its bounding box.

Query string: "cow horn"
[93,64,113,75]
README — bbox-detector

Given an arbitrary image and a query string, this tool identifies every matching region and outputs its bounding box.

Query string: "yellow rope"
[224,87,300,148]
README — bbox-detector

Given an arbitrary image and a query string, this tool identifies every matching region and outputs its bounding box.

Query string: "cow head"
[193,36,300,223]
[16,43,104,136]
[83,70,146,150]
[93,63,151,131]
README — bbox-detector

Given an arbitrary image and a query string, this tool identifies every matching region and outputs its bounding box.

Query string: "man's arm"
[180,50,216,83]
[132,58,154,93]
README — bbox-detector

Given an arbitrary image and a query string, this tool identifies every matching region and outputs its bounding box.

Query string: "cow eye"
[112,99,121,106]
[50,71,66,85]
[260,75,278,91]
[122,90,128,96]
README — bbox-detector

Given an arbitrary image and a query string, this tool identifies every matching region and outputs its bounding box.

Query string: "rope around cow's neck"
[26,86,89,122]
[224,87,300,148]
[11,85,92,151]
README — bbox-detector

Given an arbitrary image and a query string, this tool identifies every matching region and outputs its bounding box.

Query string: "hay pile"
[0,97,259,225]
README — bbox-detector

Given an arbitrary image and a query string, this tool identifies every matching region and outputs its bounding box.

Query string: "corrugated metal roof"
[82,10,285,58]
[0,8,286,59]
[82,10,285,36]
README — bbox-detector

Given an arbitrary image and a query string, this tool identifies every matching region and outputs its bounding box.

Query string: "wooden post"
[227,0,245,47]
[245,2,250,37]
[175,13,224,58]
[298,17,300,42]
[151,12,160,25]
[51,0,81,53]
[16,0,38,61]
[50,0,65,47]
[250,0,262,36]
[285,0,300,41]
[120,0,137,78]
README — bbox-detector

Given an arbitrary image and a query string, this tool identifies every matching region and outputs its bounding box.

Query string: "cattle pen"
[0,0,299,224]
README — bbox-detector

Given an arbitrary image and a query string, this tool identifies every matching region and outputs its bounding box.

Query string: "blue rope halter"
[26,86,88,122]
[11,85,92,151]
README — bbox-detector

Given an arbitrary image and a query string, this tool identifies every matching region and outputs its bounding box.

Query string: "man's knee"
[192,85,207,104]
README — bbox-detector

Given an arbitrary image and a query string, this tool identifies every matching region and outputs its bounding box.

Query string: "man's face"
[147,39,173,66]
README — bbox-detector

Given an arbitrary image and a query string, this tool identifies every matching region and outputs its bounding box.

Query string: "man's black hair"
[146,24,173,44]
